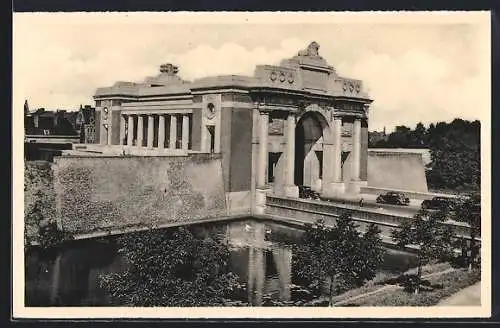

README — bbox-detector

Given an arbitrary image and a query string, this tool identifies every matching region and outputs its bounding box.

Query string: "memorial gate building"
[91,42,374,214]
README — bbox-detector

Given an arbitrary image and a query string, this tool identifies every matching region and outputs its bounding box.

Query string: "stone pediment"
[144,63,189,86]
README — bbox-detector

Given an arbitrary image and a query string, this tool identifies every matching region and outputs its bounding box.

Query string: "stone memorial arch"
[252,42,372,213]
[92,41,372,215]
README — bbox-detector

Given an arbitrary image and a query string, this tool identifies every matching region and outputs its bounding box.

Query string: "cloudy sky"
[13,12,490,132]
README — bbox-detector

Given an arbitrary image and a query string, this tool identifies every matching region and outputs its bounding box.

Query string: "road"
[315,193,424,217]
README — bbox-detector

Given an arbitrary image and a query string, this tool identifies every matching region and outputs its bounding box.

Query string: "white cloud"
[13,13,489,131]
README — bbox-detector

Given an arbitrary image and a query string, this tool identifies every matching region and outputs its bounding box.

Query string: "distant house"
[75,105,96,143]
[24,104,95,139]
[24,102,96,161]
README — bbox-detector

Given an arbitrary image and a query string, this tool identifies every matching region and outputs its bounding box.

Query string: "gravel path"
[436,282,481,306]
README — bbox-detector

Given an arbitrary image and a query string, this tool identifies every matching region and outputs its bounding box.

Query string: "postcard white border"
[12,10,492,319]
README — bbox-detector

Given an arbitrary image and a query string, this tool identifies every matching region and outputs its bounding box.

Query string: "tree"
[426,119,480,191]
[410,122,427,148]
[99,226,240,306]
[292,214,385,306]
[451,193,481,270]
[392,209,454,294]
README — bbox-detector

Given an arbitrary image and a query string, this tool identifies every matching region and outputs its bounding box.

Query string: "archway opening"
[294,112,325,188]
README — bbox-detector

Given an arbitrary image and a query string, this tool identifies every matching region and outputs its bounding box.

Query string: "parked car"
[421,196,454,211]
[376,191,410,206]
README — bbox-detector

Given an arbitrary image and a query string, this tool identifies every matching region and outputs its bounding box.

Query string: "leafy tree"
[99,226,240,306]
[292,214,385,306]
[450,193,481,270]
[426,119,480,191]
[392,209,454,294]
[410,122,427,148]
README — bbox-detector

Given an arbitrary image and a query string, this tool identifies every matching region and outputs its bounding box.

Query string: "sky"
[13,12,490,132]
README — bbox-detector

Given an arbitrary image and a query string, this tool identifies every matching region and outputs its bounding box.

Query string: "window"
[207,125,215,153]
[267,153,280,183]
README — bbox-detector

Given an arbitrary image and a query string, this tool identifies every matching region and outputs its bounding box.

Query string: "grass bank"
[307,261,453,306]
[342,267,480,307]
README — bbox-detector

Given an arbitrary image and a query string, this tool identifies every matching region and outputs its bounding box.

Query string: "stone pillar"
[100,123,107,145]
[158,115,165,149]
[182,114,190,150]
[169,114,177,149]
[137,115,144,147]
[127,115,134,146]
[321,116,345,198]
[348,118,363,194]
[255,111,269,214]
[333,117,343,182]
[284,113,299,198]
[352,118,361,181]
[147,115,154,148]
[119,115,126,145]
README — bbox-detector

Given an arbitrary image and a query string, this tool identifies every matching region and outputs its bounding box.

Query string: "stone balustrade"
[265,195,479,242]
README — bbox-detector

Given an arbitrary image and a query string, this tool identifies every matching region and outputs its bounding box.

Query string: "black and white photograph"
[13,11,491,319]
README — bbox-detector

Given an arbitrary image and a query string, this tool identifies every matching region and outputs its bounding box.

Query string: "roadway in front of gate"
[313,193,424,217]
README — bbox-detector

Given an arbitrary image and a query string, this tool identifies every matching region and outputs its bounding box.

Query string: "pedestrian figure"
[359,198,364,207]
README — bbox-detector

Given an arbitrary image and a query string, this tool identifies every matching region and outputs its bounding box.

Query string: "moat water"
[25,218,418,306]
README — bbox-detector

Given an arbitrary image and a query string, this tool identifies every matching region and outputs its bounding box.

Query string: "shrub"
[99,226,240,306]
[292,214,385,306]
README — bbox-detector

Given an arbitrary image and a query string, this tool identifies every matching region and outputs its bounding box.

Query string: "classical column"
[352,118,361,181]
[255,111,269,215]
[136,115,144,147]
[333,117,342,182]
[119,115,126,145]
[284,113,299,197]
[127,115,134,146]
[107,120,112,146]
[320,116,344,198]
[169,114,177,149]
[147,115,154,148]
[257,111,269,188]
[182,114,190,150]
[158,115,165,149]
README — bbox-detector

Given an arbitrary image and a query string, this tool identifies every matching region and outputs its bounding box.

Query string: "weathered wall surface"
[24,161,56,244]
[53,154,227,235]
[367,151,428,192]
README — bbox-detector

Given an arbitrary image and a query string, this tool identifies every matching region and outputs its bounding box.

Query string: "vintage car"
[376,191,410,206]
[421,196,454,211]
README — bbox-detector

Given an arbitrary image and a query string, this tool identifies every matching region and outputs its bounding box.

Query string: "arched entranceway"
[294,111,331,192]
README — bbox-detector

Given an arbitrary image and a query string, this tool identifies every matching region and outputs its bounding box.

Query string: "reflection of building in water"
[226,220,293,305]
[272,247,292,301]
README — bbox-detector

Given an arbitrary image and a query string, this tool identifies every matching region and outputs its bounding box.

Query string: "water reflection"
[25,218,417,306]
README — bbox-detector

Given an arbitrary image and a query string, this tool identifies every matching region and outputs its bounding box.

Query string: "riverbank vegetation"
[292,214,385,306]
[98,226,241,306]
[341,266,480,307]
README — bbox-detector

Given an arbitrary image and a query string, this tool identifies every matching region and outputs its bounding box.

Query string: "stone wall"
[367,150,428,192]
[52,154,227,235]
[24,161,56,244]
